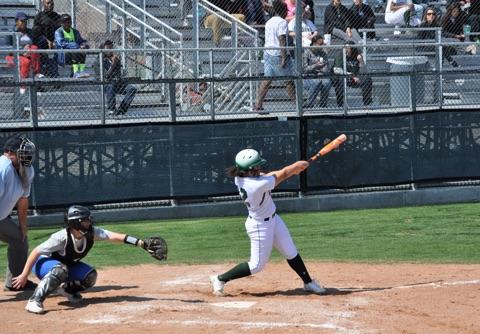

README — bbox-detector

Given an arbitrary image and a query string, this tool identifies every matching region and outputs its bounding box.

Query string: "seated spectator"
[417,7,459,67]
[350,0,377,40]
[245,0,266,25]
[203,0,246,46]
[5,12,42,84]
[442,3,468,41]
[33,0,60,78]
[468,0,480,41]
[54,14,89,75]
[324,0,362,44]
[94,40,137,116]
[254,0,295,112]
[288,4,317,46]
[303,35,332,108]
[332,41,372,107]
[385,0,423,29]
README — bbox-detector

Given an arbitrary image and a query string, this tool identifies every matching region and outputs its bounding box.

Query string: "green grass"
[1,202,480,278]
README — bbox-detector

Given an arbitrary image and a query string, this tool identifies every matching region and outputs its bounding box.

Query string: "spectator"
[324,0,362,43]
[33,0,60,77]
[180,0,192,27]
[468,0,480,40]
[385,0,423,29]
[349,0,377,40]
[442,3,468,41]
[254,0,295,113]
[245,0,266,25]
[203,0,246,46]
[417,7,459,67]
[303,35,332,108]
[305,0,315,23]
[287,4,317,46]
[54,14,89,76]
[285,0,297,22]
[5,12,42,86]
[94,40,137,116]
[332,41,372,107]
[0,136,37,292]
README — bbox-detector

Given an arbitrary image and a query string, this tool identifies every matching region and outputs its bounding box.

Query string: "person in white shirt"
[287,5,318,47]
[385,0,423,28]
[254,0,295,113]
[0,136,36,292]
[210,149,326,296]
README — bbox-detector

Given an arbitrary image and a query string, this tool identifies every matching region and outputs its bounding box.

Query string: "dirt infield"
[1,263,479,334]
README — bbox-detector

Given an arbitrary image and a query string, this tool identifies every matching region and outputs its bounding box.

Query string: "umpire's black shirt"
[33,10,61,44]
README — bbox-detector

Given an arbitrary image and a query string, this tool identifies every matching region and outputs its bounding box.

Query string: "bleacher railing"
[0,40,480,128]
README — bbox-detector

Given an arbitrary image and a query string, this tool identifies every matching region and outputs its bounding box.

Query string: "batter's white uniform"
[235,175,298,274]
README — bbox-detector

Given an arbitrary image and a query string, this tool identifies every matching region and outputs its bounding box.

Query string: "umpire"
[0,136,37,291]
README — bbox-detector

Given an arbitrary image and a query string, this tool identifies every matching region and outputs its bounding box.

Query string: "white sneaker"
[304,280,326,294]
[58,287,83,304]
[393,26,401,35]
[26,300,45,314]
[210,275,225,296]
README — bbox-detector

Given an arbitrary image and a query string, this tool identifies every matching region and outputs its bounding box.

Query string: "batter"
[210,149,325,295]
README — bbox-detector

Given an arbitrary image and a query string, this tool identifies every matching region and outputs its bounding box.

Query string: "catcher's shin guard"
[30,264,69,302]
[63,269,97,294]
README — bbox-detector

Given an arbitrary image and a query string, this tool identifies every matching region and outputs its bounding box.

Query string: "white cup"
[324,34,332,45]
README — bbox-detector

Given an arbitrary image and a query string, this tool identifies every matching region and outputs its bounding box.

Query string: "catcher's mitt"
[142,236,168,261]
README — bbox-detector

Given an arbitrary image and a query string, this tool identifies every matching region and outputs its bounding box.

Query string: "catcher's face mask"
[16,137,36,167]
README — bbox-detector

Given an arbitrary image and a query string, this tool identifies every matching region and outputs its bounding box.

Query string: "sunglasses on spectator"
[426,12,436,16]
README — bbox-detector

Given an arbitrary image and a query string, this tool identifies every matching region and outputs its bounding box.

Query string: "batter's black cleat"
[4,280,37,292]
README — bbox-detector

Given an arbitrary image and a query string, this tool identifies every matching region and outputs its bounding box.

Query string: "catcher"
[11,205,167,314]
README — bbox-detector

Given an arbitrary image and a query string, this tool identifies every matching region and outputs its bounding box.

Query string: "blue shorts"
[263,53,294,78]
[34,256,94,281]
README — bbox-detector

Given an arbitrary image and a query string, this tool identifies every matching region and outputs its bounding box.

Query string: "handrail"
[199,0,258,39]
[102,0,182,45]
[109,0,182,39]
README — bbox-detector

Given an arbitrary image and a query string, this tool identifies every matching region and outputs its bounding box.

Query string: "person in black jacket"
[350,0,376,40]
[95,40,137,116]
[324,0,362,43]
[33,0,60,77]
[332,41,372,107]
[417,6,458,67]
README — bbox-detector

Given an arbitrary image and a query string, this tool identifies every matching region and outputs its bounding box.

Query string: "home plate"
[211,301,257,309]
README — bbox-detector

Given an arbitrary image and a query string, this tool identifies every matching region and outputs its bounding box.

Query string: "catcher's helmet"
[235,149,266,171]
[65,205,93,233]
[4,136,36,167]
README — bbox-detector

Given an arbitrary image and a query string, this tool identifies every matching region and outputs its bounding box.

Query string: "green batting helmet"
[235,149,266,171]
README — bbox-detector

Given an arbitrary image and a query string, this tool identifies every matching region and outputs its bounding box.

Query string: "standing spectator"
[332,41,372,107]
[203,0,246,46]
[349,0,377,40]
[254,0,295,113]
[417,7,459,67]
[324,0,362,43]
[54,14,89,76]
[5,12,42,87]
[303,35,332,108]
[384,0,423,29]
[94,40,137,116]
[285,0,297,22]
[33,0,60,77]
[287,4,317,46]
[0,136,36,292]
